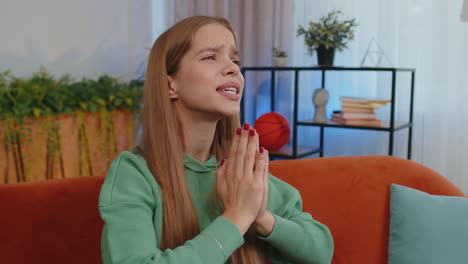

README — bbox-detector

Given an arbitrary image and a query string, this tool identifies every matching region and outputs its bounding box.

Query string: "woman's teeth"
[220,87,237,94]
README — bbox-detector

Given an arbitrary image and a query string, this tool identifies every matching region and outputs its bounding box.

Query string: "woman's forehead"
[191,24,236,52]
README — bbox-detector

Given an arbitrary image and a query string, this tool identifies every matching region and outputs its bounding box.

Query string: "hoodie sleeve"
[257,178,334,264]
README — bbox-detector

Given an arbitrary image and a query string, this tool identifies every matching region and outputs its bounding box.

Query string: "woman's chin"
[217,109,240,118]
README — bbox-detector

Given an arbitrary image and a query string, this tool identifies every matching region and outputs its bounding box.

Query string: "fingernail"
[220,159,225,167]
[243,123,250,130]
[260,147,264,153]
[249,129,255,136]
[236,128,241,135]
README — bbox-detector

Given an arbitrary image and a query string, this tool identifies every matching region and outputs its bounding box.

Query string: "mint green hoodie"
[98,149,333,264]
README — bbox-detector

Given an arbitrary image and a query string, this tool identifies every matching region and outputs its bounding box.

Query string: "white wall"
[0,0,153,80]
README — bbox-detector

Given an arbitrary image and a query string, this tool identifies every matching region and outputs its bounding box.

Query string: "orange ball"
[253,112,290,151]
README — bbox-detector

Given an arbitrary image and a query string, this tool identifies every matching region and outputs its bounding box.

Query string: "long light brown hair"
[139,16,267,263]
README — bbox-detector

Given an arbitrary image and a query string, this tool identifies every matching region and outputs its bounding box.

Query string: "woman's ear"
[167,75,179,99]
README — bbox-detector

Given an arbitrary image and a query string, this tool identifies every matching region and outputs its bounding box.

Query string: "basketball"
[253,112,291,151]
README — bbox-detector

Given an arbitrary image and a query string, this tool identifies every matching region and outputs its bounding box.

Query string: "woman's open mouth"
[216,82,241,101]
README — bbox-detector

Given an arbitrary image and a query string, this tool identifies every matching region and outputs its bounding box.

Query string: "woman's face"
[167,23,244,119]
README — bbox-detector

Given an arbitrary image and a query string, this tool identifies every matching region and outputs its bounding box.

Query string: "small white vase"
[273,57,288,67]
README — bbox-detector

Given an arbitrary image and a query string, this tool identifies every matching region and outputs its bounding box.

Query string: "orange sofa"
[0,155,465,264]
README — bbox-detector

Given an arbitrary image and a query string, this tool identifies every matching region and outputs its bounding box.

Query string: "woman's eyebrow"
[194,45,224,57]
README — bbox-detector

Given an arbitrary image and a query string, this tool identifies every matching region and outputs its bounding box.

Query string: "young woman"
[98,16,334,264]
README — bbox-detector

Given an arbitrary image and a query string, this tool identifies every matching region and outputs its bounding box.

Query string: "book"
[331,113,381,126]
[341,106,375,113]
[340,96,391,108]
[340,96,391,104]
[339,112,377,120]
[341,102,379,109]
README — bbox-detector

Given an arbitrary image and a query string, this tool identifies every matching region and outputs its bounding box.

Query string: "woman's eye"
[202,55,215,60]
[232,60,240,65]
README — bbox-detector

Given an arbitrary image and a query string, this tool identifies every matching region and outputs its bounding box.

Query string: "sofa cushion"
[0,176,105,264]
[388,184,468,264]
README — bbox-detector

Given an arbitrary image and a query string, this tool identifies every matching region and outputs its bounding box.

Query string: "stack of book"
[331,96,391,126]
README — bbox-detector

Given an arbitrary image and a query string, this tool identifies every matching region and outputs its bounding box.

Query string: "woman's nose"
[222,59,239,76]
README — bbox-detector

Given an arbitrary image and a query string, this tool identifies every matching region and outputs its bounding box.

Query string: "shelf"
[241,66,415,159]
[297,120,412,131]
[269,146,320,159]
[241,66,415,72]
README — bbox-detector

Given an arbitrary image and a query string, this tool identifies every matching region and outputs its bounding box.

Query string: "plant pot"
[316,46,335,66]
[273,57,288,67]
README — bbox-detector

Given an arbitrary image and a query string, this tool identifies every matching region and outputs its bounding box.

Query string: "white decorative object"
[312,88,329,122]
[273,57,288,67]
[360,38,393,67]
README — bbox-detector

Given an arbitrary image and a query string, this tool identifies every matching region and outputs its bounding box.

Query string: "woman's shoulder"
[120,147,146,162]
[107,148,150,176]
[99,148,160,207]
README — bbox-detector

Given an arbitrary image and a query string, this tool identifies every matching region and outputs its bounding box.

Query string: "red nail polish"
[260,147,264,153]
[220,159,225,167]
[243,123,250,130]
[236,128,241,135]
[249,129,255,136]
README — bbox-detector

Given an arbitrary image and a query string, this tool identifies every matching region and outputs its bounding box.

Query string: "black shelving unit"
[240,66,415,159]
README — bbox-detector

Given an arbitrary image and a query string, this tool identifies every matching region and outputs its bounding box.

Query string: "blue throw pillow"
[388,184,468,264]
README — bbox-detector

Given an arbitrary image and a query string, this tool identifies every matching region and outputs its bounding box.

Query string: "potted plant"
[297,10,357,66]
[272,47,288,67]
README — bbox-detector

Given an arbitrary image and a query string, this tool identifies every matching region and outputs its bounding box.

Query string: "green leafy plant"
[297,10,358,55]
[0,68,143,119]
[272,47,288,58]
[0,68,143,183]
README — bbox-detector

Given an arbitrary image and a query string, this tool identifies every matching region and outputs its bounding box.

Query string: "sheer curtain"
[462,0,468,21]
[170,0,294,67]
[294,0,468,193]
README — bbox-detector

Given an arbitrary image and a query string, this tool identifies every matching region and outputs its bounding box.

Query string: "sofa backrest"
[0,176,105,264]
[269,155,465,264]
[0,155,464,264]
